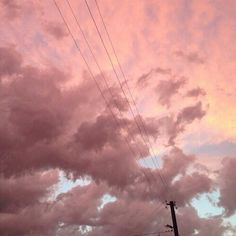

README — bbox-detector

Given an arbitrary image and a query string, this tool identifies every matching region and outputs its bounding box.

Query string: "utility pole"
[133,201,178,236]
[166,201,179,236]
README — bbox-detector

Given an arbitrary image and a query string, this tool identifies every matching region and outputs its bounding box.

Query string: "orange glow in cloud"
[1,0,236,235]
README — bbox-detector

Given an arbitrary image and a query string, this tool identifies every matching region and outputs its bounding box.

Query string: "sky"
[0,0,236,235]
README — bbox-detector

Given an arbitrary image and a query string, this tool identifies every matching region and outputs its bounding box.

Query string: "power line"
[84,0,169,194]
[64,0,168,200]
[53,2,178,235]
[62,0,170,200]
[53,0,160,196]
[85,0,165,182]
[93,0,168,183]
[94,0,174,200]
[64,0,148,162]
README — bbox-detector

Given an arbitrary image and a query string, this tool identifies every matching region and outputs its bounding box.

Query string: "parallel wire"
[53,4,174,236]
[84,0,159,170]
[65,0,167,199]
[64,0,161,193]
[84,0,170,195]
[65,0,147,164]
[53,0,160,196]
[94,0,174,201]
[94,0,168,183]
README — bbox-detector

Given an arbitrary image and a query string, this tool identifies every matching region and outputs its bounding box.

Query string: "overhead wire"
[53,0,161,197]
[94,0,166,176]
[94,0,174,201]
[83,0,170,196]
[64,0,145,159]
[53,3,174,235]
[84,0,164,174]
[63,0,160,191]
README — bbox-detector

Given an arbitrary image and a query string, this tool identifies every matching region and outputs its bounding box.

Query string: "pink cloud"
[0,0,236,235]
[157,102,206,145]
[186,87,206,97]
[0,170,58,213]
[1,0,21,20]
[44,22,68,40]
[137,67,171,87]
[156,76,186,107]
[0,47,22,76]
[174,50,205,64]
[218,156,236,216]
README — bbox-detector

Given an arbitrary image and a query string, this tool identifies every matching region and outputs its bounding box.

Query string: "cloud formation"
[186,87,206,97]
[218,156,236,216]
[156,77,186,107]
[0,0,236,235]
[1,0,21,20]
[0,46,213,234]
[137,67,171,87]
[45,22,68,40]
[175,50,205,64]
[157,102,206,145]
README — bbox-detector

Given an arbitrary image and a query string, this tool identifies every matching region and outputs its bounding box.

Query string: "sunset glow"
[0,0,236,235]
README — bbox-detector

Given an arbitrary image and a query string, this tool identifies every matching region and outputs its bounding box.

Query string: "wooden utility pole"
[166,201,179,236]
